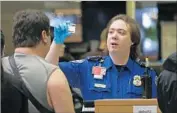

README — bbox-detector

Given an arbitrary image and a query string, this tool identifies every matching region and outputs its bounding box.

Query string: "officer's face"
[107,19,132,53]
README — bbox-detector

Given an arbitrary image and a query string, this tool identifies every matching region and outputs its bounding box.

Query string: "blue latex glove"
[54,22,72,44]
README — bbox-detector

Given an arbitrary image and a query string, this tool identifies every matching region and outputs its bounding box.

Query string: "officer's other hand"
[54,21,72,44]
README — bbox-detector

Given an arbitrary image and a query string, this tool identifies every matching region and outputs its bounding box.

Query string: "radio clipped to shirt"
[141,57,152,99]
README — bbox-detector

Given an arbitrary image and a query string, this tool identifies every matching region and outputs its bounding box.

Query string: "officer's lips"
[110,42,118,46]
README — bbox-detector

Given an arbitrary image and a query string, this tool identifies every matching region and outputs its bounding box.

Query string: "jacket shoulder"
[135,58,146,68]
[87,56,104,62]
[135,58,158,74]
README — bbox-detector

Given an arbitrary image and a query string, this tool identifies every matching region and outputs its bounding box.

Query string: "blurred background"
[1,1,176,74]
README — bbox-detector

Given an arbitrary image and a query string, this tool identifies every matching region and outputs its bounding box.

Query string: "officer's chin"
[109,49,118,54]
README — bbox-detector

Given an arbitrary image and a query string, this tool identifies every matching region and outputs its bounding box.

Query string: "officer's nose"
[112,32,118,40]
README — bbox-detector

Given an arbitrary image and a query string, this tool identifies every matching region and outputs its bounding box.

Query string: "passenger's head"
[106,14,140,60]
[1,30,5,57]
[12,9,51,56]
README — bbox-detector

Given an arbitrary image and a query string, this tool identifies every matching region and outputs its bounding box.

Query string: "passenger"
[2,9,75,113]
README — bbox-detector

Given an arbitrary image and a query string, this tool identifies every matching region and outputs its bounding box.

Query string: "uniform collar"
[126,57,134,72]
[103,55,134,72]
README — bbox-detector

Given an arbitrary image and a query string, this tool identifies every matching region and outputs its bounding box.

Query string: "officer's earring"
[131,43,134,46]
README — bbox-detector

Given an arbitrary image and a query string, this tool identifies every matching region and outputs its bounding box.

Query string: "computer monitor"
[136,7,160,61]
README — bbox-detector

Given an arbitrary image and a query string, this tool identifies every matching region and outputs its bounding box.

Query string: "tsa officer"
[47,14,157,101]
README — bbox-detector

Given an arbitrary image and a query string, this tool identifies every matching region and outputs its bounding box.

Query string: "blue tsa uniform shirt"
[59,56,157,101]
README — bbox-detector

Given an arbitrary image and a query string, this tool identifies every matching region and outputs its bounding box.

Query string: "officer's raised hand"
[53,22,72,44]
[46,22,72,65]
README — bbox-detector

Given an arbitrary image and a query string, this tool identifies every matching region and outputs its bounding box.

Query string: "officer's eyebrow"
[109,28,128,33]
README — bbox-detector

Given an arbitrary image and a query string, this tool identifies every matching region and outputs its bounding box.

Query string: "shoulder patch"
[71,59,85,63]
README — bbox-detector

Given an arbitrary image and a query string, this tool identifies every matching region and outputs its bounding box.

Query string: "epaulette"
[135,58,146,67]
[71,59,85,63]
[87,56,103,62]
[136,58,158,75]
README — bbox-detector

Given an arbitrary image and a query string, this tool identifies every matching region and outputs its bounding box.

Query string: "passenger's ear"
[41,30,48,44]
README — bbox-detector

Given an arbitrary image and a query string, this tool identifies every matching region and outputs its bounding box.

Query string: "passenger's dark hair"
[12,9,50,48]
[50,26,54,42]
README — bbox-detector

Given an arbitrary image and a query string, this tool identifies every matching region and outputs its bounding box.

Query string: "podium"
[95,99,161,113]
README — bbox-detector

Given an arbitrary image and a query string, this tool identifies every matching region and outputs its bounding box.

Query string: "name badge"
[94,83,106,88]
[94,75,103,79]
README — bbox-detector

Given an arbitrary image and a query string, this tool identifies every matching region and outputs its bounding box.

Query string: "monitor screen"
[136,7,159,61]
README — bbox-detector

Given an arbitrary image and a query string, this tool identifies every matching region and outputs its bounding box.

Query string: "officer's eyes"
[108,30,114,34]
[118,30,126,35]
[108,29,127,36]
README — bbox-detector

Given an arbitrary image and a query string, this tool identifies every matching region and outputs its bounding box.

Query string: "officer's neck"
[109,52,129,65]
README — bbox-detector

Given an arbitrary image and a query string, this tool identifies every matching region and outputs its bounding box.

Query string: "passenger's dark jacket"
[157,52,177,113]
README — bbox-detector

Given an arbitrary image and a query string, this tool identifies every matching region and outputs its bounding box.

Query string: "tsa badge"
[133,75,142,87]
